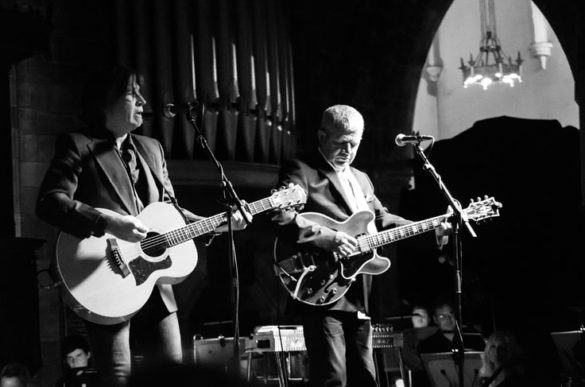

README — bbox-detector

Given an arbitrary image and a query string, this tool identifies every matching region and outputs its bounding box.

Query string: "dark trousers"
[84,290,182,387]
[302,310,377,387]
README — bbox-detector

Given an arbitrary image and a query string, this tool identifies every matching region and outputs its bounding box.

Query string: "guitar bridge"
[107,238,130,278]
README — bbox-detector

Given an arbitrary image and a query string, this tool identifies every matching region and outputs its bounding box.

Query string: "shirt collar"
[114,133,136,152]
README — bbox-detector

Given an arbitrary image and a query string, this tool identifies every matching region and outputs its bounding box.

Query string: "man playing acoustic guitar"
[36,65,251,387]
[272,105,450,387]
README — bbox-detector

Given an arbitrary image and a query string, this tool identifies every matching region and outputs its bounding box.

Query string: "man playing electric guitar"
[36,66,251,387]
[271,105,449,387]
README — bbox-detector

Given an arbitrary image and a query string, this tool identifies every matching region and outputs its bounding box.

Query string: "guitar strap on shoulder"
[160,182,190,225]
[141,158,190,225]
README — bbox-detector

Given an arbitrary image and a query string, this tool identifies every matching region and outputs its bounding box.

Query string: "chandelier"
[459,0,523,90]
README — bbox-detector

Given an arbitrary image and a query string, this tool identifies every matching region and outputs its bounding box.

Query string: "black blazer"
[276,150,410,313]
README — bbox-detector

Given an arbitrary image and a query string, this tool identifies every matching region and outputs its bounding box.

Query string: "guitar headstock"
[269,184,307,211]
[465,196,502,223]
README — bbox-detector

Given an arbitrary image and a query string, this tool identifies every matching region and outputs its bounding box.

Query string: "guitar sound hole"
[141,231,167,257]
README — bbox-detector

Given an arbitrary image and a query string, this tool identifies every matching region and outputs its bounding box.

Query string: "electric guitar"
[56,185,306,325]
[274,196,501,306]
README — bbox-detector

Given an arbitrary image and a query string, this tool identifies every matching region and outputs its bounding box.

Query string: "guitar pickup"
[107,238,130,278]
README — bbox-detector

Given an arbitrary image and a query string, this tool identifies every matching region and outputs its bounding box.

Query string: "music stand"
[551,331,584,381]
[420,352,483,387]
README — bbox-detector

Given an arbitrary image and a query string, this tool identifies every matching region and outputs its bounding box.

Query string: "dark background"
[1,0,585,384]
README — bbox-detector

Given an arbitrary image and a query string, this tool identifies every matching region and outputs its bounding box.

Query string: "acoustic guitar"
[56,185,306,325]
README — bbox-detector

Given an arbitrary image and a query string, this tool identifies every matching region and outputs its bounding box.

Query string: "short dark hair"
[80,65,143,126]
[62,334,91,357]
[0,362,30,384]
[431,296,455,315]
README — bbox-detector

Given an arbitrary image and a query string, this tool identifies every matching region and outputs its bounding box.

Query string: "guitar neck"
[164,197,274,247]
[362,214,449,251]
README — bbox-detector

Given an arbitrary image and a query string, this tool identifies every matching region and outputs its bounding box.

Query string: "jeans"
[84,291,182,387]
[302,310,377,387]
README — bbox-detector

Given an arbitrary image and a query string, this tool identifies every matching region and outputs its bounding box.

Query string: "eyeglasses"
[436,313,454,320]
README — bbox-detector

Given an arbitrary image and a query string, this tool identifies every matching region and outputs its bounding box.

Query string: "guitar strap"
[135,147,190,225]
[155,174,189,224]
[344,169,375,315]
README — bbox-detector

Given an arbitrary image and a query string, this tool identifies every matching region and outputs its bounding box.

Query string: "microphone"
[394,133,434,147]
[163,102,199,119]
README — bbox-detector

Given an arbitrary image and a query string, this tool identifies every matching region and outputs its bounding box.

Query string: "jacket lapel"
[133,137,164,203]
[350,168,373,202]
[89,139,137,215]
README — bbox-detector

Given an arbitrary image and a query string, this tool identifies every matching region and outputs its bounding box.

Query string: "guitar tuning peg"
[470,198,475,203]
[484,194,489,199]
[477,196,481,201]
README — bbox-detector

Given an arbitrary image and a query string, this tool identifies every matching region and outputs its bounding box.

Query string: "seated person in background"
[417,298,485,354]
[0,363,31,387]
[479,330,529,387]
[56,335,98,387]
[411,305,430,329]
[410,305,438,341]
[401,304,438,387]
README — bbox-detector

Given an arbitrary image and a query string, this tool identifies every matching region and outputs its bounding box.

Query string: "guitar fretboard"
[162,197,275,247]
[360,214,448,251]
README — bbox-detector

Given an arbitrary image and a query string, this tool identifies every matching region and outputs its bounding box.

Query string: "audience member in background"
[401,304,437,387]
[417,298,485,354]
[409,304,438,343]
[55,334,98,387]
[0,363,31,387]
[479,330,529,387]
[411,305,430,329]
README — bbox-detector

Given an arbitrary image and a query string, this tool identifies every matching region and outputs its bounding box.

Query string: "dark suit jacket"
[276,150,411,313]
[37,128,201,314]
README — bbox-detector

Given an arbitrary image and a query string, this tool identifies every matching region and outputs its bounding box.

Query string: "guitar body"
[274,211,390,307]
[56,202,197,325]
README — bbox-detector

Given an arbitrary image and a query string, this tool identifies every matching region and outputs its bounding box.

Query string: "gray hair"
[320,105,364,134]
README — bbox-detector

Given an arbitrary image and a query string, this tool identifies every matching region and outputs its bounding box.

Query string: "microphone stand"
[452,319,465,387]
[186,101,250,375]
[412,141,477,387]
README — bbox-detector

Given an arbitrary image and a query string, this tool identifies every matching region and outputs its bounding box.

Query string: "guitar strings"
[359,200,493,249]
[138,216,221,250]
[361,215,446,249]
[136,198,272,250]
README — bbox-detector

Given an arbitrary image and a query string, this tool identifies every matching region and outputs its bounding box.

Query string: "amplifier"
[246,324,403,352]
[372,324,403,349]
[246,325,306,353]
